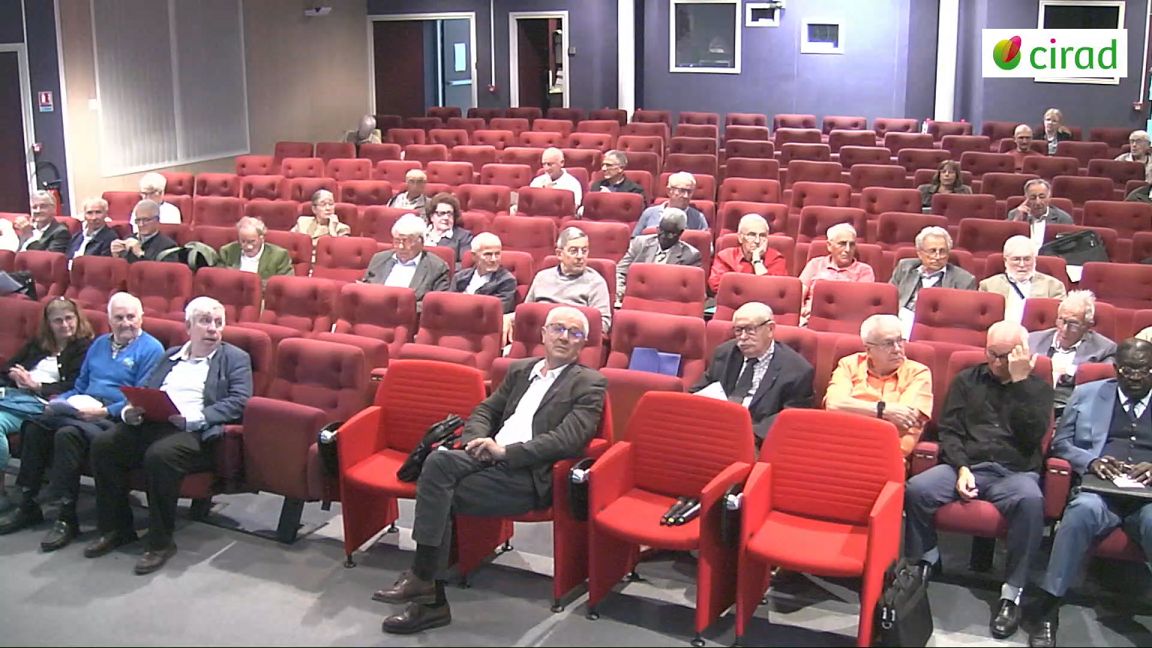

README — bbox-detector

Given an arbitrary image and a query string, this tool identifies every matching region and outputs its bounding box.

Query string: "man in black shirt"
[588,150,647,200]
[904,321,1054,641]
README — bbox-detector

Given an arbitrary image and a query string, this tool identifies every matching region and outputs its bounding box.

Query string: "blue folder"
[628,346,682,377]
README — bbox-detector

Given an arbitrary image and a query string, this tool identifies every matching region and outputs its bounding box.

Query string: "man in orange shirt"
[824,314,933,456]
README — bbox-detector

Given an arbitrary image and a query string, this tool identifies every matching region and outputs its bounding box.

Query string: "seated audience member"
[17,190,70,254]
[978,235,1066,323]
[891,225,977,335]
[824,314,933,457]
[708,213,785,295]
[1138,326,1152,343]
[616,207,701,304]
[529,147,583,207]
[0,292,164,550]
[798,223,876,326]
[423,192,473,266]
[0,297,95,512]
[376,306,606,635]
[1020,337,1152,648]
[1006,178,1073,249]
[291,189,351,247]
[507,227,611,343]
[345,114,382,148]
[451,232,516,314]
[632,172,708,236]
[1115,129,1152,182]
[362,213,449,310]
[218,216,294,284]
[87,296,252,574]
[917,159,971,209]
[1128,183,1152,203]
[137,172,182,225]
[1042,107,1073,155]
[67,197,117,261]
[388,169,429,211]
[589,150,646,199]
[905,321,1053,641]
[1027,290,1117,413]
[690,301,814,443]
[0,218,18,252]
[1009,124,1042,172]
[110,200,179,263]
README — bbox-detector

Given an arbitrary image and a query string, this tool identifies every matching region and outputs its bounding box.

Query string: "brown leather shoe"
[134,543,177,575]
[372,570,436,605]
[84,530,139,558]
[381,602,451,634]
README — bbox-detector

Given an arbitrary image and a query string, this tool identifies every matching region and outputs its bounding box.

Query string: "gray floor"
[0,475,1150,647]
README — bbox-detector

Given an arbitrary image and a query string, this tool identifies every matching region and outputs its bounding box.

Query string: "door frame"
[0,43,37,199]
[367,12,478,112]
[508,11,569,109]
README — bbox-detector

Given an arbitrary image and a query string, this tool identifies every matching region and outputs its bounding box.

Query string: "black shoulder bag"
[396,414,465,482]
[874,557,934,647]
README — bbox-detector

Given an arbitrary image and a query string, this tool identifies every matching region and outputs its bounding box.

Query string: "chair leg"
[276,497,305,544]
[385,523,398,533]
[188,498,212,521]
[344,553,356,568]
[586,604,599,620]
[969,536,995,572]
[690,632,704,647]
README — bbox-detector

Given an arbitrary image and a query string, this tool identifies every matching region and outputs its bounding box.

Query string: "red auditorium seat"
[724,157,779,181]
[622,121,670,143]
[669,136,718,156]
[100,191,136,220]
[883,132,934,156]
[467,107,501,121]
[534,118,576,136]
[273,141,313,163]
[519,130,565,148]
[239,175,285,201]
[546,107,585,124]
[955,219,1029,258]
[373,160,423,185]
[498,146,544,169]
[454,183,509,220]
[357,142,403,164]
[239,275,338,344]
[576,120,623,143]
[796,206,867,243]
[603,310,707,385]
[678,111,719,125]
[470,129,516,150]
[283,178,337,204]
[633,108,672,125]
[805,281,898,334]
[337,180,392,216]
[727,112,769,127]
[476,163,532,190]
[929,120,973,140]
[244,200,300,231]
[712,273,802,328]
[448,145,497,173]
[619,264,706,317]
[332,283,417,359]
[561,220,629,262]
[128,261,193,320]
[859,187,921,219]
[192,267,261,323]
[981,120,1018,142]
[838,146,891,169]
[325,158,372,182]
[64,256,129,310]
[427,128,470,149]
[279,157,324,179]
[1132,232,1152,264]
[873,117,919,138]
[1079,262,1152,310]
[822,115,868,133]
[784,160,843,187]
[568,132,614,152]
[235,155,275,176]
[580,192,645,226]
[715,201,789,239]
[516,187,577,223]
[675,124,719,140]
[1051,175,1117,206]
[779,142,832,165]
[312,142,353,163]
[930,193,999,230]
[489,117,530,136]
[424,161,474,187]
[191,196,244,228]
[310,237,378,283]
[897,148,951,175]
[724,139,773,158]
[489,215,557,265]
[875,212,949,250]
[589,108,628,126]
[1082,200,1152,239]
[405,116,443,132]
[774,128,823,151]
[849,164,910,191]
[0,299,44,366]
[403,144,449,167]
[910,287,1006,368]
[396,292,503,372]
[788,181,853,216]
[960,151,1015,177]
[194,173,240,198]
[827,130,879,153]
[717,178,781,205]
[941,135,990,157]
[158,171,194,196]
[561,148,603,175]
[357,206,410,243]
[1055,140,1110,168]
[506,107,542,123]
[664,153,717,177]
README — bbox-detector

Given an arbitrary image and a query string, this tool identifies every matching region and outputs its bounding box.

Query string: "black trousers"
[90,421,214,549]
[412,449,541,575]
[16,418,115,504]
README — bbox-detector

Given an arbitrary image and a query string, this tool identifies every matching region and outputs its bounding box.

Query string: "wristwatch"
[876,401,887,419]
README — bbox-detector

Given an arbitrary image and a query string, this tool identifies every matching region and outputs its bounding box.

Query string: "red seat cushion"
[341,449,417,498]
[594,488,699,551]
[747,511,866,577]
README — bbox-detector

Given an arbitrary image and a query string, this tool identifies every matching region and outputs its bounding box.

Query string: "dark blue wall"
[1,0,69,209]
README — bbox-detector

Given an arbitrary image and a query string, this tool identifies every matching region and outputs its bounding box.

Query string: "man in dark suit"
[890,226,977,332]
[375,306,607,634]
[66,197,118,260]
[86,296,252,575]
[1021,338,1152,647]
[450,232,516,313]
[110,200,179,263]
[363,213,450,310]
[1027,290,1117,413]
[18,190,70,253]
[690,301,814,443]
[615,207,701,305]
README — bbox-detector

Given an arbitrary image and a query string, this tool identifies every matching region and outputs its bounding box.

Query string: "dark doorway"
[516,19,550,110]
[373,21,425,118]
[0,51,30,213]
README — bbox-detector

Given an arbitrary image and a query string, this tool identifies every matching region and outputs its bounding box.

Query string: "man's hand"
[464,437,506,462]
[1090,455,1124,480]
[955,466,979,500]
[1128,461,1152,485]
[110,239,127,257]
[76,405,109,421]
[1007,343,1035,383]
[13,214,30,232]
[502,313,515,346]
[882,403,922,431]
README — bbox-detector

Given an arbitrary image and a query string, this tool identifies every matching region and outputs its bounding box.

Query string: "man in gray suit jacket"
[615,207,701,304]
[1005,178,1074,225]
[890,226,978,315]
[363,213,450,309]
[87,296,253,575]
[376,306,606,634]
[1027,290,1117,411]
[1021,338,1152,648]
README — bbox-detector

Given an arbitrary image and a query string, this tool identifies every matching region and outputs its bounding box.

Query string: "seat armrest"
[910,441,939,476]
[587,442,634,517]
[336,406,384,470]
[741,463,774,537]
[866,480,905,570]
[1044,456,1074,520]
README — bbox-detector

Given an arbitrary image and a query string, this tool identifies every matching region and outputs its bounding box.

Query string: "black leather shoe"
[134,543,177,575]
[40,518,77,552]
[372,570,436,605]
[1028,619,1058,647]
[84,530,139,558]
[381,602,452,634]
[0,504,44,535]
[991,599,1022,639]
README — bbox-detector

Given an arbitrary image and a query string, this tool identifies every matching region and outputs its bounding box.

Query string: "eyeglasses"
[986,349,1012,362]
[544,323,586,342]
[919,247,949,258]
[432,210,455,217]
[1055,316,1088,330]
[732,320,772,337]
[1006,255,1034,264]
[667,186,692,195]
[741,231,768,240]
[1117,365,1152,379]
[135,216,159,224]
[865,337,906,351]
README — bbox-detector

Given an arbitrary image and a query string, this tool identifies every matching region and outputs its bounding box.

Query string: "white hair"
[542,147,565,163]
[31,190,56,207]
[405,169,427,182]
[826,222,857,240]
[392,213,427,238]
[860,314,902,343]
[737,213,769,234]
[915,226,952,250]
[81,197,109,213]
[1060,289,1097,323]
[107,292,143,317]
[185,296,226,326]
[470,231,502,252]
[1003,235,1037,257]
[667,171,697,189]
[545,305,589,335]
[659,207,688,229]
[236,215,267,236]
[139,172,167,194]
[1130,130,1151,144]
[732,301,774,322]
[557,226,587,248]
[1023,178,1051,194]
[311,189,335,205]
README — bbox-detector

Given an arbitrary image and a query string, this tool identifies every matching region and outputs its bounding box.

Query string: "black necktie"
[729,358,759,403]
[1128,400,1140,423]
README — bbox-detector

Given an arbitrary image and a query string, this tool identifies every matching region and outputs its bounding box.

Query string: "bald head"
[987,320,1029,349]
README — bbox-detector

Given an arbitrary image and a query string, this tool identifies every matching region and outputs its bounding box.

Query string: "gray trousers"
[1040,492,1152,596]
[905,462,1044,588]
[413,449,541,573]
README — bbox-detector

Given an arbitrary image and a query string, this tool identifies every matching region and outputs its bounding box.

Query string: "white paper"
[65,394,104,410]
[692,381,729,401]
[898,308,916,340]
[1066,265,1083,283]
[1113,475,1146,489]
[453,43,467,72]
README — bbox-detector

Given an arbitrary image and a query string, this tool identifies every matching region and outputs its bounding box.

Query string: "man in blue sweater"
[0,292,164,551]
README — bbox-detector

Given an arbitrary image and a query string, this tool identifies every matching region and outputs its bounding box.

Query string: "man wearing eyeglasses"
[615,208,701,305]
[376,306,606,634]
[1027,290,1117,415]
[110,200,179,264]
[905,321,1054,641]
[509,227,611,343]
[631,171,708,236]
[979,236,1067,323]
[1115,130,1152,182]
[708,214,786,295]
[825,314,933,457]
[1020,338,1152,647]
[589,150,646,199]
[690,301,813,444]
[890,226,977,336]
[362,213,450,311]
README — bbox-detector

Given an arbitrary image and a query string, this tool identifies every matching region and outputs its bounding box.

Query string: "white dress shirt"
[384,253,421,288]
[530,170,583,207]
[239,246,263,274]
[465,269,492,294]
[159,344,216,430]
[741,343,775,408]
[493,361,568,446]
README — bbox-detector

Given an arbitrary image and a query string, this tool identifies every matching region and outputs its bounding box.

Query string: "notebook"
[1080,474,1152,501]
[628,347,682,377]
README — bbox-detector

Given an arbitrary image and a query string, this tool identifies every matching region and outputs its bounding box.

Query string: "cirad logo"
[982,29,1128,78]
